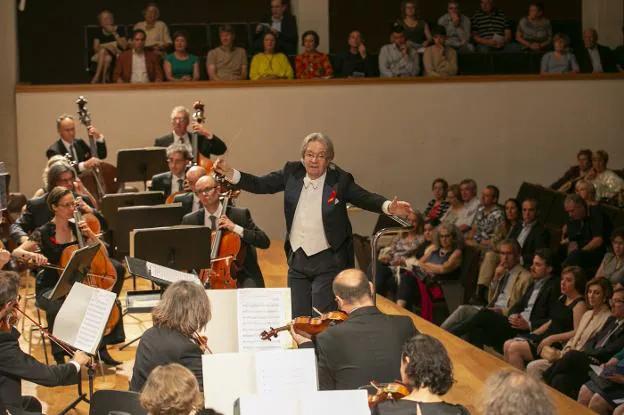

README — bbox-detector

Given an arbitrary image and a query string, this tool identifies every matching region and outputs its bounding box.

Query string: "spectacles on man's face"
[196,187,217,196]
[304,152,327,161]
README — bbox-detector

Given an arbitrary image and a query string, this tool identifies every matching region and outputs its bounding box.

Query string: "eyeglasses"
[196,187,217,195]
[304,152,327,161]
[167,158,186,165]
[57,202,75,208]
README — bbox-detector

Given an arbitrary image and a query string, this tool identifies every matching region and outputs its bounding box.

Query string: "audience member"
[90,10,126,84]
[423,26,458,77]
[206,24,248,81]
[499,198,522,242]
[424,178,449,224]
[295,30,333,79]
[254,0,298,55]
[458,178,479,233]
[133,2,172,55]
[578,348,624,414]
[516,2,552,51]
[148,144,191,198]
[471,0,517,53]
[139,364,205,415]
[379,24,420,77]
[113,29,163,83]
[372,334,469,415]
[587,150,624,202]
[527,277,612,379]
[550,149,593,191]
[164,31,199,81]
[577,28,616,73]
[561,194,605,272]
[438,1,474,53]
[503,266,587,370]
[334,30,376,78]
[482,369,555,415]
[576,179,599,207]
[440,184,464,228]
[250,32,294,80]
[466,185,504,249]
[596,228,624,286]
[540,33,579,74]
[412,220,436,259]
[397,1,432,49]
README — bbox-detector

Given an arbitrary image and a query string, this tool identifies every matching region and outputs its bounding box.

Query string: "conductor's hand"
[289,325,313,346]
[388,197,413,217]
[217,215,236,232]
[213,158,234,180]
[72,350,91,367]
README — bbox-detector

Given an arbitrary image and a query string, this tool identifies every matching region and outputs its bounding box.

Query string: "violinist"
[173,165,207,215]
[12,187,124,366]
[289,269,417,390]
[130,280,211,393]
[0,270,91,415]
[149,144,192,198]
[45,114,107,174]
[371,334,469,415]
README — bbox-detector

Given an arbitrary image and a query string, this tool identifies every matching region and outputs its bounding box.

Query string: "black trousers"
[451,308,526,352]
[543,350,592,399]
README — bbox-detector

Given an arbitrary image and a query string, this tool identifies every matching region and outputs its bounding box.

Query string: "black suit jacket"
[182,207,270,286]
[582,316,624,363]
[508,222,550,268]
[130,326,203,392]
[0,328,79,415]
[173,192,195,217]
[238,162,387,268]
[46,138,107,173]
[577,44,616,73]
[301,306,417,390]
[153,132,227,163]
[149,171,177,198]
[509,276,561,330]
[254,13,298,55]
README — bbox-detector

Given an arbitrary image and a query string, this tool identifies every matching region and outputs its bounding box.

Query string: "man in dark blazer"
[214,133,412,317]
[113,29,163,83]
[549,149,593,191]
[148,144,191,198]
[45,114,107,174]
[292,269,418,390]
[253,0,299,55]
[0,271,90,415]
[171,165,207,216]
[507,199,550,268]
[182,175,270,287]
[153,106,227,165]
[576,28,616,73]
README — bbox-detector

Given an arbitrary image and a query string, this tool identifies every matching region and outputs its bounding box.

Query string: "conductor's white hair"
[300,132,334,161]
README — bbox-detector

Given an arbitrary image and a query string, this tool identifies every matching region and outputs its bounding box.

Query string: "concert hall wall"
[15,78,623,238]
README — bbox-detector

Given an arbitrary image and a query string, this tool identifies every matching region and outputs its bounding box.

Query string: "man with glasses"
[182,175,269,287]
[172,165,207,216]
[149,144,191,198]
[214,132,413,316]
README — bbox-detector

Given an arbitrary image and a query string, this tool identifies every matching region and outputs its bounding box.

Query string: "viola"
[367,381,411,408]
[260,310,348,341]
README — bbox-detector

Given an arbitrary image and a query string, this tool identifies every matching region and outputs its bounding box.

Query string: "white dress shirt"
[131,51,150,83]
[170,173,186,195]
[203,204,243,236]
[173,131,193,157]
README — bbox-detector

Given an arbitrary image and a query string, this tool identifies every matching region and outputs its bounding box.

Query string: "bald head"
[333,269,373,307]
[195,174,216,190]
[186,166,207,191]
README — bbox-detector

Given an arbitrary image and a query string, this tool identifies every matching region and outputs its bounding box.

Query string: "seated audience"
[587,150,624,202]
[465,185,505,249]
[503,266,587,370]
[527,277,612,379]
[207,24,248,81]
[113,29,163,83]
[438,1,474,53]
[443,240,531,332]
[458,178,480,233]
[544,288,624,398]
[423,26,458,77]
[253,0,298,55]
[412,220,436,260]
[550,149,593,192]
[397,1,432,49]
[249,32,293,80]
[424,178,449,224]
[516,2,552,51]
[596,228,624,286]
[372,334,469,415]
[578,348,624,414]
[295,30,333,79]
[133,2,172,55]
[440,184,464,228]
[482,369,555,415]
[500,198,522,242]
[576,179,599,207]
[291,269,418,390]
[379,24,420,77]
[540,33,579,74]
[561,194,605,272]
[139,364,205,415]
[90,10,126,84]
[148,144,191,198]
[471,0,518,53]
[577,28,616,73]
[130,281,211,392]
[164,31,199,82]
[334,30,376,78]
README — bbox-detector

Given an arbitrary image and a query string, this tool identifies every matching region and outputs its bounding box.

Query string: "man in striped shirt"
[471,0,518,53]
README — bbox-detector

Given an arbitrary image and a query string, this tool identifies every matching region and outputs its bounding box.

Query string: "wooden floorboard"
[18,241,591,414]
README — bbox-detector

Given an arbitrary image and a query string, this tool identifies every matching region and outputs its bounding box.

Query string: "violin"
[192,332,213,354]
[192,101,214,172]
[260,310,348,341]
[366,381,411,408]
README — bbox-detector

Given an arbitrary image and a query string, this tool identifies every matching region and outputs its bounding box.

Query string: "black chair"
[209,22,252,53]
[457,53,492,75]
[169,23,210,58]
[89,390,146,415]
[491,52,532,74]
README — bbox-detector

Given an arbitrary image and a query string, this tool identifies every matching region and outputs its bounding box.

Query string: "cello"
[192,101,214,172]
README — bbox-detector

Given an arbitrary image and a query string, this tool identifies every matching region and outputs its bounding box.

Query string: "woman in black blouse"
[91,10,127,83]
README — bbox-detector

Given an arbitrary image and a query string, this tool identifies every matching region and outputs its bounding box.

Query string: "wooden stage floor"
[18,241,592,414]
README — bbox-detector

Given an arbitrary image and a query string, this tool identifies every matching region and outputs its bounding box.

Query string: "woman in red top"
[295,30,333,79]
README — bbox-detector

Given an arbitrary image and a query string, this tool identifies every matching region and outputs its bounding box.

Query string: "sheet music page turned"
[53,283,116,355]
[236,288,292,351]
[254,349,318,394]
[146,261,200,285]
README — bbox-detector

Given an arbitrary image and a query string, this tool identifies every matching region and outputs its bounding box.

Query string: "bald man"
[173,165,206,216]
[290,269,418,390]
[182,175,270,287]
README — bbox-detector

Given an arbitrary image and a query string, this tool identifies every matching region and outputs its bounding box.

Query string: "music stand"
[116,147,168,190]
[47,244,101,301]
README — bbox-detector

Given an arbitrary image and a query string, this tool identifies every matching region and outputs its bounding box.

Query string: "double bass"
[192,101,214,172]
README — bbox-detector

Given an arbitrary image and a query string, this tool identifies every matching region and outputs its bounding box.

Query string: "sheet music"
[254,349,318,394]
[146,261,200,285]
[203,353,256,415]
[236,288,291,352]
[202,290,239,353]
[300,390,369,415]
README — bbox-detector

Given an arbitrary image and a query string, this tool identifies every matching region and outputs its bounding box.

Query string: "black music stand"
[47,244,100,300]
[116,147,168,190]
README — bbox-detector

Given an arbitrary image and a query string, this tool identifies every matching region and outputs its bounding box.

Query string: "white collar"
[303,171,327,190]
[173,131,189,141]
[61,138,74,149]
[204,203,223,218]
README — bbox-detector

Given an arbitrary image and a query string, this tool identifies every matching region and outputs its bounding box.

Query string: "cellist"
[148,143,192,199]
[181,175,270,288]
[12,187,124,366]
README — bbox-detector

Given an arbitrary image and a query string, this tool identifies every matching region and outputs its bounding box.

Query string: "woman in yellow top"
[250,32,294,80]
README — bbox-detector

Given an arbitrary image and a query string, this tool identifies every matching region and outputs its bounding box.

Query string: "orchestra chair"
[89,390,146,415]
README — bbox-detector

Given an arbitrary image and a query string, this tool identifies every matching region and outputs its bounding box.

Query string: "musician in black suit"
[153,106,227,164]
[0,271,91,415]
[214,132,412,317]
[172,165,207,216]
[182,175,269,287]
[253,0,299,55]
[130,281,209,393]
[149,144,192,198]
[291,269,418,390]
[45,114,107,174]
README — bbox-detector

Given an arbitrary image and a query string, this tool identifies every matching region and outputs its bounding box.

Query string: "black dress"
[372,399,470,415]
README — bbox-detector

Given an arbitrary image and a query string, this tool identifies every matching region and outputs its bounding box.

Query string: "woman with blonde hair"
[131,280,212,392]
[140,363,204,415]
